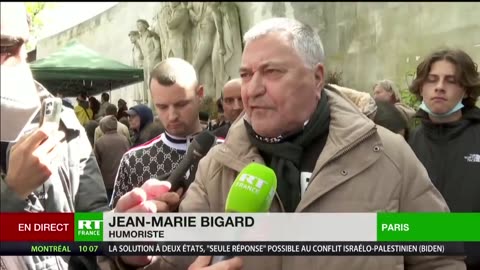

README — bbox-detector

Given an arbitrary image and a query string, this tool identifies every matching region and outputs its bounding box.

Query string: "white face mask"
[0,64,41,142]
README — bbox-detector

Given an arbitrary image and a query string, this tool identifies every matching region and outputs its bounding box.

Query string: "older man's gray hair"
[243,17,325,68]
[374,79,401,102]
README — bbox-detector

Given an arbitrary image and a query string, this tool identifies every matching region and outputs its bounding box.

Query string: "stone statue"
[188,2,242,98]
[217,2,243,94]
[153,5,169,61]
[136,19,162,107]
[155,3,192,62]
[129,31,144,68]
[165,2,191,59]
[188,2,223,98]
[128,30,145,104]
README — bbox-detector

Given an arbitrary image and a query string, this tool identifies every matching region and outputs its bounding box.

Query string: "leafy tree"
[400,89,421,111]
[326,70,343,86]
[25,2,54,51]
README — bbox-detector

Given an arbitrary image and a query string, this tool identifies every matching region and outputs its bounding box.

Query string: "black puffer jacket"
[409,107,480,269]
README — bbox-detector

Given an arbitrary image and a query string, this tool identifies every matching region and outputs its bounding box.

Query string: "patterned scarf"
[245,92,330,212]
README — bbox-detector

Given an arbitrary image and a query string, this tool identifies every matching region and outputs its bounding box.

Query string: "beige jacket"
[94,120,131,145]
[99,86,465,270]
[394,102,417,123]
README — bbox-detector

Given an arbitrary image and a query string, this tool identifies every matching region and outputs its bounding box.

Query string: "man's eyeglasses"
[0,35,26,56]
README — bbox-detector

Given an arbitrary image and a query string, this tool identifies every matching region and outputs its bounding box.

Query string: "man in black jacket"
[408,48,480,270]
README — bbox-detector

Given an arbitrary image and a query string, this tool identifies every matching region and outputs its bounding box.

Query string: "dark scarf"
[245,93,330,212]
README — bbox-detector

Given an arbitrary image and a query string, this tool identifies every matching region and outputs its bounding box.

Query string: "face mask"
[419,97,464,118]
[0,64,41,142]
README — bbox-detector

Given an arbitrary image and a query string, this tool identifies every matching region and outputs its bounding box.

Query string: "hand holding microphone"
[117,130,216,214]
[114,180,180,214]
[168,130,216,192]
[114,179,180,267]
[115,175,245,269]
[210,162,277,265]
[114,131,216,268]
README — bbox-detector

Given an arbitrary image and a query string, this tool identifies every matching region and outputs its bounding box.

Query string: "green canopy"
[30,40,144,97]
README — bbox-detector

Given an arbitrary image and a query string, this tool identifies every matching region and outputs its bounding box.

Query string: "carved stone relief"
[131,2,243,101]
[128,30,145,104]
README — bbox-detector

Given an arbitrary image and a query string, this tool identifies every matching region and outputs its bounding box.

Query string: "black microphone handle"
[166,130,216,192]
[156,172,171,180]
[209,255,234,265]
[167,153,194,192]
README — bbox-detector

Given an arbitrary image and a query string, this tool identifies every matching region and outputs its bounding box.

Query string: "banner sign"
[1,212,478,256]
[0,241,463,256]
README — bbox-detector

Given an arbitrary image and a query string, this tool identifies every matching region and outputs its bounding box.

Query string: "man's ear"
[314,63,325,98]
[197,85,204,98]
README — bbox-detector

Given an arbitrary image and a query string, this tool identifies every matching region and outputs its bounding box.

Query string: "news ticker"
[0,241,472,256]
[0,213,479,256]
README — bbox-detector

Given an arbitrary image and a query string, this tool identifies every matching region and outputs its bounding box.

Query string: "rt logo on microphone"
[236,173,266,193]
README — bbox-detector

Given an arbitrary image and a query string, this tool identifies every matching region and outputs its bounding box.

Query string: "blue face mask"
[419,98,464,118]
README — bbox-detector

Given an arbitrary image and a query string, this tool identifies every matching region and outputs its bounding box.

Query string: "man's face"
[128,114,141,131]
[118,100,126,109]
[151,79,202,137]
[129,34,137,43]
[239,32,324,137]
[136,22,146,32]
[420,60,466,115]
[222,83,243,122]
[373,85,394,103]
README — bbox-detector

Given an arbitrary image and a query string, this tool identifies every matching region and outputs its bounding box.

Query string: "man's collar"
[161,131,203,152]
[164,132,191,144]
[163,130,203,143]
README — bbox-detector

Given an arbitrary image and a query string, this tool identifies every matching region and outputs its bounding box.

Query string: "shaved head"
[150,57,199,90]
[223,78,242,94]
[149,58,204,137]
[222,78,243,122]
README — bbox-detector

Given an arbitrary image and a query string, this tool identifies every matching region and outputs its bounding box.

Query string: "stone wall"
[37,2,480,106]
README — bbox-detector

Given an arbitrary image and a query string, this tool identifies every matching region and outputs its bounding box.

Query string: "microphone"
[167,130,216,192]
[210,162,277,265]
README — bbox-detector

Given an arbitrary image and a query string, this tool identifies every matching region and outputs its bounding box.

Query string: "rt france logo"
[75,213,103,241]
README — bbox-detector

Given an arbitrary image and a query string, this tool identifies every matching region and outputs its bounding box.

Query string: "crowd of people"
[1,2,479,270]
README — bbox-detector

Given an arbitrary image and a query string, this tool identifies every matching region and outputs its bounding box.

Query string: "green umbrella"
[30,40,144,97]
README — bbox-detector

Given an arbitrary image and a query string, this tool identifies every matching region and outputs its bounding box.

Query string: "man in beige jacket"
[100,18,465,270]
[94,104,131,145]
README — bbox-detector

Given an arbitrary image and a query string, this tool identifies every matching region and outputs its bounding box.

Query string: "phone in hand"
[40,97,62,133]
